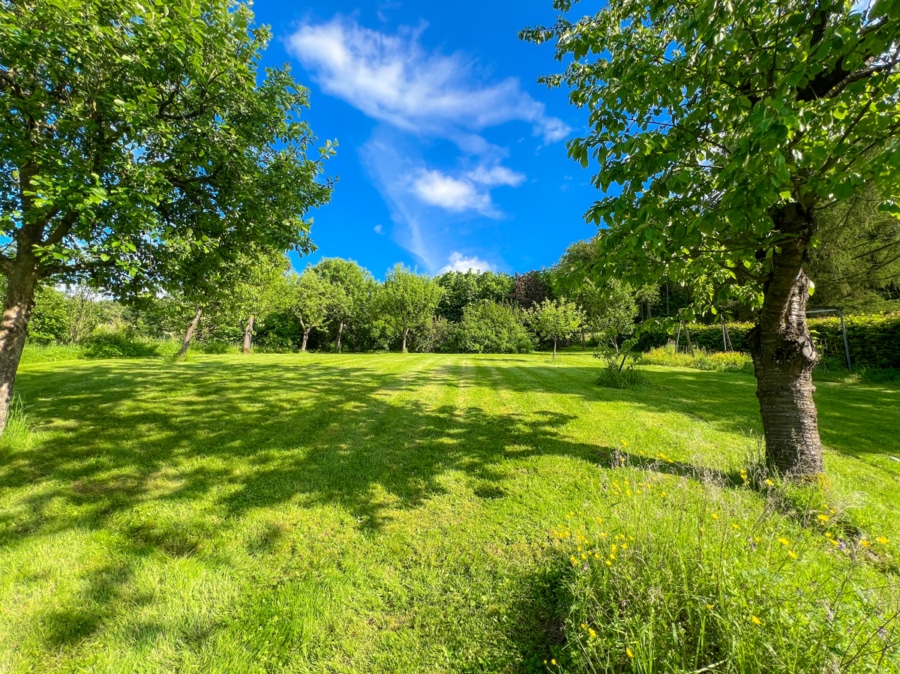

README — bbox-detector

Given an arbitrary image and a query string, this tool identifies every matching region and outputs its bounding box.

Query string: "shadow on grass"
[3,355,898,658]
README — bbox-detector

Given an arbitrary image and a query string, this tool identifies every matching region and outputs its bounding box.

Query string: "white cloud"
[408,161,526,217]
[439,252,495,274]
[287,17,570,146]
[412,169,494,215]
[374,223,385,234]
[466,165,526,188]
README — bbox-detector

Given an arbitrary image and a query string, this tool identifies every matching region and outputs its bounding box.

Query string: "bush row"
[636,313,900,369]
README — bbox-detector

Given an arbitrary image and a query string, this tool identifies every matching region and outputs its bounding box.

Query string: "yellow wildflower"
[788,550,798,559]
[626,647,634,659]
[751,615,762,626]
[861,540,871,548]
[877,536,889,545]
[778,537,790,547]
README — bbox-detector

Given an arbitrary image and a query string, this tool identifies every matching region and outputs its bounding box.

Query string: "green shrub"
[457,300,534,353]
[637,313,900,369]
[594,344,645,388]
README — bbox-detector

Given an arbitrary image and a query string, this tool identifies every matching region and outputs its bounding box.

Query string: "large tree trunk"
[402,327,409,353]
[750,204,824,478]
[242,314,255,354]
[178,307,203,359]
[335,321,344,352]
[553,338,558,360]
[0,265,40,434]
[301,328,311,352]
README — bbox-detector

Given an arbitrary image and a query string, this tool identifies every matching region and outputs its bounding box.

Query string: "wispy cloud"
[439,252,495,274]
[287,17,570,146]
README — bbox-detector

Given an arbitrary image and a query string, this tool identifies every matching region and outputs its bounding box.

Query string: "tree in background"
[381,265,444,353]
[582,278,639,353]
[525,0,900,476]
[510,271,553,310]
[289,269,332,352]
[436,271,515,323]
[0,0,332,432]
[232,253,291,354]
[530,298,583,360]
[458,300,534,353]
[313,258,375,352]
[808,184,900,311]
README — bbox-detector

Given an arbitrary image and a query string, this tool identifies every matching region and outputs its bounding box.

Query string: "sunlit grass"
[0,352,897,672]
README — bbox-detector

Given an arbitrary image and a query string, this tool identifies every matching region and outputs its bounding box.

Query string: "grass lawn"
[0,352,898,672]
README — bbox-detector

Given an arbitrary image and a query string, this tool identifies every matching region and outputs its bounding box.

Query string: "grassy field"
[0,352,898,672]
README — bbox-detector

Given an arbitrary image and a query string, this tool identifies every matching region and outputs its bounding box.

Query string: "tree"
[807,183,900,311]
[457,300,534,353]
[289,269,332,352]
[510,271,553,310]
[313,258,374,352]
[524,0,900,476]
[436,270,515,322]
[0,0,332,432]
[583,278,639,353]
[380,265,444,353]
[232,252,291,354]
[530,298,583,360]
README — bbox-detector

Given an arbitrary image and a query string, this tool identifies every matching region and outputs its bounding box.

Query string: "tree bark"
[335,321,344,352]
[0,263,40,434]
[242,314,255,354]
[301,328,310,352]
[178,307,203,359]
[750,204,824,478]
[402,327,409,353]
[553,339,557,360]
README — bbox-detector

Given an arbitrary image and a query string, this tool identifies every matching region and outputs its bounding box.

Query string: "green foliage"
[457,300,534,354]
[1,0,332,286]
[808,185,900,312]
[581,278,638,352]
[530,298,583,357]
[436,271,515,323]
[523,0,900,310]
[411,317,457,354]
[27,286,71,344]
[313,258,376,349]
[380,265,444,350]
[637,314,900,369]
[594,350,645,389]
[288,268,332,338]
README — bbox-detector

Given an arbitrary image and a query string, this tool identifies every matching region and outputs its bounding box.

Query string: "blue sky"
[250,0,600,278]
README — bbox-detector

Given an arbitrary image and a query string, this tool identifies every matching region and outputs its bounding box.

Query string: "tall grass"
[548,455,898,672]
[642,343,754,374]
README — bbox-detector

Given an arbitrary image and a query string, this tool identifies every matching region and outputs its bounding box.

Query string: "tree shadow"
[3,355,897,661]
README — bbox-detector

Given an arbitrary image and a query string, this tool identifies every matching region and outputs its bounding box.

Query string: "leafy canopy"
[0,0,333,285]
[523,0,900,310]
[380,265,444,335]
[530,298,583,344]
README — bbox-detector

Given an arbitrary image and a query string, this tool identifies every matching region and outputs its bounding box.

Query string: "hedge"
[635,312,900,369]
